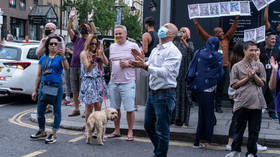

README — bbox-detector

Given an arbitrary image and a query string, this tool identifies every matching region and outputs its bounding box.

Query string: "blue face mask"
[158,27,169,39]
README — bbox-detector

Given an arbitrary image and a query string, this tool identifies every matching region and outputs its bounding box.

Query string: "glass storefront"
[10,17,26,40]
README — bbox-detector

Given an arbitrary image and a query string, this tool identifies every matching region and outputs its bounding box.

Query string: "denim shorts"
[109,81,135,112]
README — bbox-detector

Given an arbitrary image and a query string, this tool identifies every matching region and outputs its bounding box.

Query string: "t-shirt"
[39,56,63,84]
[109,41,141,83]
[71,35,86,67]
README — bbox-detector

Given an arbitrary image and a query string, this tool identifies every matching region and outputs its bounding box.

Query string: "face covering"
[157,27,169,39]
[80,29,88,35]
[45,30,52,36]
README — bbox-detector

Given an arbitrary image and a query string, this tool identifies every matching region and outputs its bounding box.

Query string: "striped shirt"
[230,60,266,112]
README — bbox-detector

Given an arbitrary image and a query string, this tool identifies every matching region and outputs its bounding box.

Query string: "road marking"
[22,150,47,157]
[0,104,7,107]
[69,136,85,143]
[9,108,81,135]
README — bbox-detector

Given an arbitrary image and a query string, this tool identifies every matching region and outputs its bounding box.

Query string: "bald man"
[193,16,239,113]
[36,23,65,56]
[130,23,182,157]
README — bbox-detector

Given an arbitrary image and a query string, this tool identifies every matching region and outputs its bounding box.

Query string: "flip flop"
[107,133,121,138]
[126,136,134,141]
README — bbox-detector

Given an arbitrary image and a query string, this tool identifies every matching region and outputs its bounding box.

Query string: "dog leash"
[98,63,107,110]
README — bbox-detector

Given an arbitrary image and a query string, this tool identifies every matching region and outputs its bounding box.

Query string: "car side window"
[27,48,40,60]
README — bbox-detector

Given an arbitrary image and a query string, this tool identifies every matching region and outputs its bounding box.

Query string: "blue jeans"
[144,90,176,157]
[37,83,63,131]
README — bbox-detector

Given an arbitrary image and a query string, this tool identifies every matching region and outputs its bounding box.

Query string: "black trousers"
[231,108,262,156]
[262,84,275,114]
[215,66,229,108]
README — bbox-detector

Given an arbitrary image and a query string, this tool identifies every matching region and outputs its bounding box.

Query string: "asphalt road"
[1,95,280,157]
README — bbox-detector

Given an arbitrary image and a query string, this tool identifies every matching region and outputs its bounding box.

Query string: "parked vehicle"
[0,41,40,95]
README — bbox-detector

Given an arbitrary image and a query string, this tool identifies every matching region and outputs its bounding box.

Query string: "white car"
[0,41,40,95]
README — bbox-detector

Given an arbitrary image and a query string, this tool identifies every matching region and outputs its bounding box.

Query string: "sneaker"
[30,131,47,140]
[247,154,254,157]
[226,144,232,151]
[45,134,56,144]
[193,140,205,149]
[257,143,267,151]
[225,151,241,157]
[62,99,71,105]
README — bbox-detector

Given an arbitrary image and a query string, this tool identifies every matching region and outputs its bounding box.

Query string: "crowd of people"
[2,4,275,157]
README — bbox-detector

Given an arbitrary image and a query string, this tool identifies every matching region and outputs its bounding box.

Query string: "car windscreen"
[0,47,21,60]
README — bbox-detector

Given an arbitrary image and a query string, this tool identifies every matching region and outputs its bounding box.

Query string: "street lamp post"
[0,8,3,40]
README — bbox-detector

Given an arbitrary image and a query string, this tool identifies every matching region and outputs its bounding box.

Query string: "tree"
[121,7,142,40]
[92,0,116,35]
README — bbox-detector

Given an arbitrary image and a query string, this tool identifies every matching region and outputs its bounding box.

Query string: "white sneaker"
[262,109,266,114]
[225,145,232,151]
[247,154,254,157]
[257,143,267,151]
[225,151,241,157]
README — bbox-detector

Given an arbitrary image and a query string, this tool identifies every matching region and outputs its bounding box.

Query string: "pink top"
[109,41,140,83]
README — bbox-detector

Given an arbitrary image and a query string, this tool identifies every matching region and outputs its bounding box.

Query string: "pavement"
[29,100,280,148]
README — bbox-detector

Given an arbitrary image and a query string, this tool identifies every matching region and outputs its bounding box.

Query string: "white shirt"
[147,41,182,90]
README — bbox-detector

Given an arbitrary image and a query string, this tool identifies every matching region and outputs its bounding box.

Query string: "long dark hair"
[229,42,244,71]
[45,36,61,56]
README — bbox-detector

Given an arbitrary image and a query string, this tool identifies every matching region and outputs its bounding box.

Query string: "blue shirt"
[267,27,280,51]
[39,55,63,84]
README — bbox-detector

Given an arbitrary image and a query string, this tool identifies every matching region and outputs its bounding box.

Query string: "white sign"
[251,0,276,11]
[244,25,265,43]
[0,16,3,25]
[188,1,251,19]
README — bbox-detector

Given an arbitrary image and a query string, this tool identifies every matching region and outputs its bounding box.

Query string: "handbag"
[40,56,59,105]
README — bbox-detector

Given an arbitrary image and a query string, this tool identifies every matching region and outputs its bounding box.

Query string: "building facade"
[0,0,67,41]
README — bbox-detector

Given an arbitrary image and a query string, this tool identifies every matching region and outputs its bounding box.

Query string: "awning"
[28,5,58,25]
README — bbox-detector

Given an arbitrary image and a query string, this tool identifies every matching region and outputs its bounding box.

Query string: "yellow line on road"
[22,150,47,157]
[69,135,85,143]
[9,108,81,135]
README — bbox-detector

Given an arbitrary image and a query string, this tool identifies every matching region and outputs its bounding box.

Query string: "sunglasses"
[180,31,186,33]
[90,42,98,46]
[49,42,58,46]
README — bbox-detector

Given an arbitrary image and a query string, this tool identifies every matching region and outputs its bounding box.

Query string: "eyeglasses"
[49,42,58,46]
[90,42,98,46]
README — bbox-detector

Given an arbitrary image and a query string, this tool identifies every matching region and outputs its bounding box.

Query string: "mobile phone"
[57,42,63,50]
[92,55,96,62]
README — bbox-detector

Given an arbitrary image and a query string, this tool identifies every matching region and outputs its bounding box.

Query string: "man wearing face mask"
[67,8,96,117]
[130,23,182,157]
[36,23,65,56]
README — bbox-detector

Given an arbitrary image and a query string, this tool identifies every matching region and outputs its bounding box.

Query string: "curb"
[30,113,280,148]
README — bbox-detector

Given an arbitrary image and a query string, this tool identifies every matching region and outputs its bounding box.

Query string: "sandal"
[126,136,134,141]
[107,133,121,138]
[68,110,80,117]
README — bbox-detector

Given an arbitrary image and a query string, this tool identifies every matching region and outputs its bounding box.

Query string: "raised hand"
[98,43,104,55]
[69,7,77,19]
[88,9,94,21]
[270,56,278,71]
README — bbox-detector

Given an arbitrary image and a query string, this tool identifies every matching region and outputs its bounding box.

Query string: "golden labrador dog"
[86,108,118,145]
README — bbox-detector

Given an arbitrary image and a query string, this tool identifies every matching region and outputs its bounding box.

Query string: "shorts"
[70,67,81,93]
[109,81,135,112]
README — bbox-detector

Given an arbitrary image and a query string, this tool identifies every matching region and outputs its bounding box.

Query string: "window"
[34,0,38,4]
[19,0,26,10]
[0,47,21,60]
[9,0,16,8]
[26,48,39,60]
